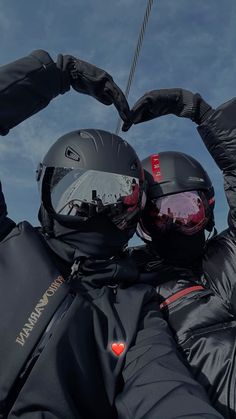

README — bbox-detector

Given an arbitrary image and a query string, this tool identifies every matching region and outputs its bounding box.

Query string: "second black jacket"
[132,97,236,419]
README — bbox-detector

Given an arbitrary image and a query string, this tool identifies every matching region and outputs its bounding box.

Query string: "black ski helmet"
[138,151,215,242]
[36,129,145,238]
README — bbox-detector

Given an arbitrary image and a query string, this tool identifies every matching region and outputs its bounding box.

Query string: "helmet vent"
[80,130,91,139]
[130,160,138,170]
[188,176,204,183]
[65,146,80,162]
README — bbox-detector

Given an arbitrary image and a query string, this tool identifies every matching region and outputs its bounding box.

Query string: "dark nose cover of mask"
[151,229,206,267]
[48,214,133,262]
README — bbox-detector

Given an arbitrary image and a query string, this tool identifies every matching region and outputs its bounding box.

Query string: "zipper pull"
[71,259,80,276]
[67,258,81,283]
[109,284,118,293]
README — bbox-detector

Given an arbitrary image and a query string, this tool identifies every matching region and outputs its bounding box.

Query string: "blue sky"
[0,0,236,245]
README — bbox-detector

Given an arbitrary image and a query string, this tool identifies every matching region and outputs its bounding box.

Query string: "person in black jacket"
[0,52,223,419]
[123,88,236,419]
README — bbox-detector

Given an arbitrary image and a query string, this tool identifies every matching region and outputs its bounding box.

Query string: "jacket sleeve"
[197,98,236,234]
[0,49,70,135]
[115,290,223,419]
[0,50,70,235]
[197,98,236,312]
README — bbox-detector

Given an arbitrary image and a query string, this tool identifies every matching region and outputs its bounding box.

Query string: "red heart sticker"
[111,342,125,356]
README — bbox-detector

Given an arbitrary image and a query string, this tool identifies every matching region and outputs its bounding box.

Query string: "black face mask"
[46,214,134,263]
[150,229,206,267]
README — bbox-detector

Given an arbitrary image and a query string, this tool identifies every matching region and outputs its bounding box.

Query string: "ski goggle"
[43,167,145,230]
[147,190,211,235]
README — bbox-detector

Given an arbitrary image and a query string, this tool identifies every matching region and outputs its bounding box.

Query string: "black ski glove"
[0,50,131,135]
[57,54,131,124]
[122,88,213,131]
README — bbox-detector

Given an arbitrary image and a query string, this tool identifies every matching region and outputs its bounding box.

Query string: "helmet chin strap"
[205,227,217,242]
[38,205,54,238]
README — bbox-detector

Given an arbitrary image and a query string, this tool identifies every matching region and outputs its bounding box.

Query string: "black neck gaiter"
[45,215,133,265]
[150,229,206,268]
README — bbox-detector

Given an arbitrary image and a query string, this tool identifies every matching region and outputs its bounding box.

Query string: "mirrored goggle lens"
[150,191,208,235]
[50,167,141,219]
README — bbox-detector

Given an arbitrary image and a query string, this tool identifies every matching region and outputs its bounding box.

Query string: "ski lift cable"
[124,0,154,99]
[115,0,154,135]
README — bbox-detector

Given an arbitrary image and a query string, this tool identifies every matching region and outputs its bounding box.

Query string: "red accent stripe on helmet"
[150,154,162,181]
[160,285,205,309]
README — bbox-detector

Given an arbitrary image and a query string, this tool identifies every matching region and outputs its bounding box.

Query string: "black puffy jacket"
[0,50,223,418]
[132,98,236,419]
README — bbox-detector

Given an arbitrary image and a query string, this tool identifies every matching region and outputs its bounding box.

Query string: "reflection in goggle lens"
[49,167,142,230]
[150,191,209,235]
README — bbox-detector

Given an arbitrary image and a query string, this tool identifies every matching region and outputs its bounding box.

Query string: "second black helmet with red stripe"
[137,151,215,242]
